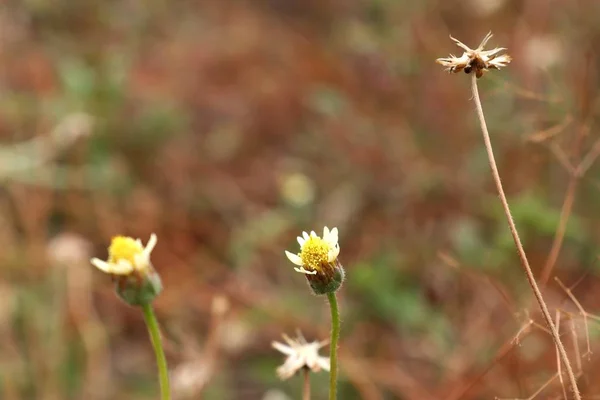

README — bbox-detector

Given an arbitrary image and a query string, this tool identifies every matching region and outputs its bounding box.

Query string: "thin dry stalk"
[495,373,558,400]
[555,311,568,400]
[526,115,572,143]
[512,319,534,345]
[576,137,600,176]
[470,74,581,400]
[569,319,582,374]
[539,176,579,286]
[302,368,311,400]
[555,278,592,357]
[540,124,598,286]
[445,320,533,400]
[549,143,576,175]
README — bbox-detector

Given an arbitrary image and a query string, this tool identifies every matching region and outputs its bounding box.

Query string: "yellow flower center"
[108,236,143,265]
[299,237,329,272]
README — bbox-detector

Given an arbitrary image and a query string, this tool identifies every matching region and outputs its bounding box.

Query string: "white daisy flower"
[285,226,340,275]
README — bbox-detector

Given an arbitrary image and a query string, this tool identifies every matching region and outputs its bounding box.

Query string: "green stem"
[142,303,171,400]
[327,292,340,400]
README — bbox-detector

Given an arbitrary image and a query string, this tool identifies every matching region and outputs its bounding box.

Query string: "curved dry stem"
[470,74,581,400]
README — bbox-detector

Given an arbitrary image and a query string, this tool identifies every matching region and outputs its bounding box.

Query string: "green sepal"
[115,270,163,306]
[307,264,345,295]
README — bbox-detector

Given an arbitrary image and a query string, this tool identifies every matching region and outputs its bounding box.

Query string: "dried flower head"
[90,233,162,306]
[285,227,344,294]
[436,32,512,78]
[272,332,329,380]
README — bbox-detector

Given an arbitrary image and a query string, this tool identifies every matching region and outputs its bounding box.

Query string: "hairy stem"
[142,303,171,400]
[470,74,580,400]
[327,292,340,400]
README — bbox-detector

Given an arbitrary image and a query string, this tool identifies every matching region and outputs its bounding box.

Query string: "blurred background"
[1,0,600,399]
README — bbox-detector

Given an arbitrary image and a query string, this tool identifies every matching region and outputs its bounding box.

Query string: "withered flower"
[436,32,512,78]
[272,332,329,380]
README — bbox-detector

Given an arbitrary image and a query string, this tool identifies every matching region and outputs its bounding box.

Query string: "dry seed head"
[436,32,512,78]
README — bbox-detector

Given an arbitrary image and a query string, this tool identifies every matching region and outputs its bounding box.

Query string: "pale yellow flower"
[285,226,340,275]
[91,234,157,275]
[272,332,329,380]
[436,32,512,78]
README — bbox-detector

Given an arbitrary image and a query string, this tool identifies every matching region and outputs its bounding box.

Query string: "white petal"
[113,260,135,274]
[316,356,331,372]
[277,356,304,380]
[310,230,317,238]
[272,341,295,356]
[144,233,157,255]
[328,244,340,262]
[296,331,307,344]
[285,251,303,266]
[285,356,305,374]
[297,236,305,246]
[294,266,317,275]
[133,253,150,271]
[302,231,310,241]
[323,226,330,239]
[282,333,296,346]
[276,366,293,380]
[91,258,133,274]
[90,258,112,273]
[327,227,339,246]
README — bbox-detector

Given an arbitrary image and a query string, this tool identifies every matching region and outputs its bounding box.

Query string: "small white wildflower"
[285,227,344,294]
[272,332,330,380]
[91,233,162,306]
[284,226,340,275]
[90,233,157,275]
[436,32,512,78]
